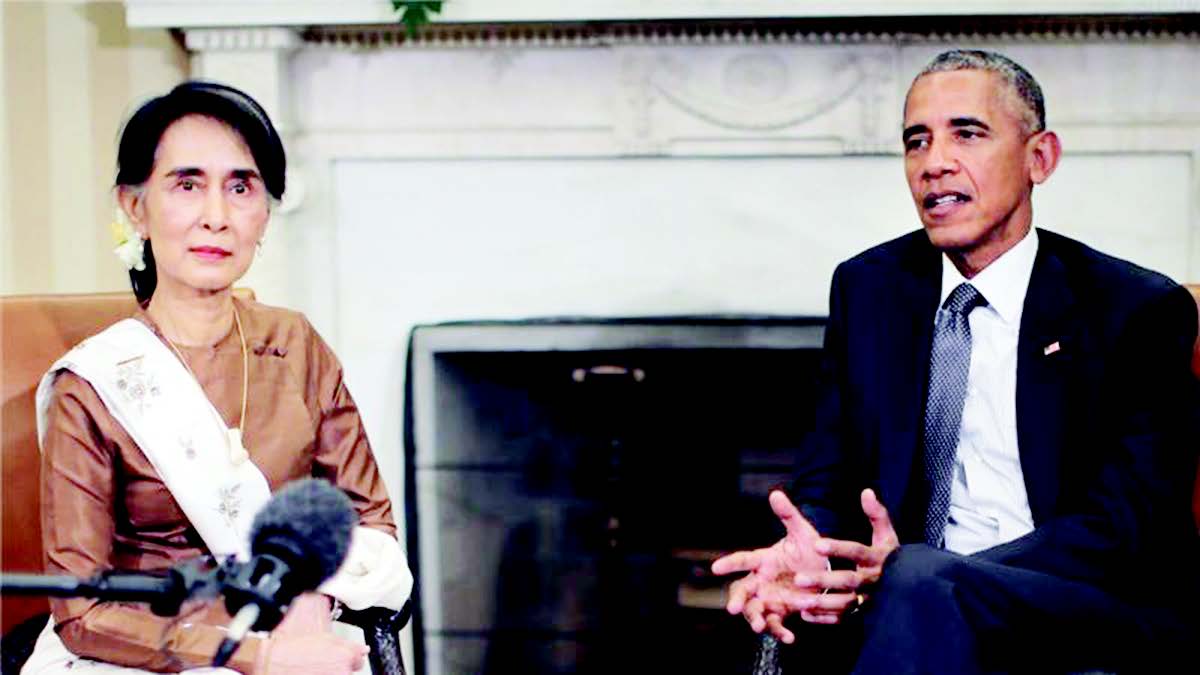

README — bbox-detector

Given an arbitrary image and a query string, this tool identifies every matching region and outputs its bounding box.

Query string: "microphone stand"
[0,557,223,617]
[210,554,294,667]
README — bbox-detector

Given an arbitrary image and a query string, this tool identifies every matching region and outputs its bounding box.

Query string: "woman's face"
[121,114,270,298]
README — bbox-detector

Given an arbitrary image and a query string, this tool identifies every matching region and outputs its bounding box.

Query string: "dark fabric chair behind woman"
[0,292,410,675]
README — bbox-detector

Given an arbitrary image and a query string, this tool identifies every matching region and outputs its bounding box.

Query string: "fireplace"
[404,317,826,675]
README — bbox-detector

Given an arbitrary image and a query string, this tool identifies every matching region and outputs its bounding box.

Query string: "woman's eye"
[180,179,197,190]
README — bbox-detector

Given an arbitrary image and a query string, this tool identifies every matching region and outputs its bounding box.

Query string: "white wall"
[1,1,186,296]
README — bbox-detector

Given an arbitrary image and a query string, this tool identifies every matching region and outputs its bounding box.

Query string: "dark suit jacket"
[792,228,1200,609]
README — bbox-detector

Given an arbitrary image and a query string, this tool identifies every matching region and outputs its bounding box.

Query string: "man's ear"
[1027,130,1062,185]
[116,186,148,238]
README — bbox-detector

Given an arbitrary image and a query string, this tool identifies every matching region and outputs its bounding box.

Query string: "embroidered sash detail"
[36,318,270,560]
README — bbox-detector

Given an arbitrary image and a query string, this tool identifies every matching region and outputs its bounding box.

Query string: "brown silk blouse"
[39,298,396,673]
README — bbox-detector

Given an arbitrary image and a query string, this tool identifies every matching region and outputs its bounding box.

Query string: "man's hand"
[710,490,830,643]
[780,489,900,624]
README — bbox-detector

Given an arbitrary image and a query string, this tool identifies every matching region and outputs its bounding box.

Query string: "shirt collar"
[939,227,1038,326]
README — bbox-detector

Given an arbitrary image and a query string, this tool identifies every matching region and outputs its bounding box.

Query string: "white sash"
[25,318,410,674]
[36,318,271,560]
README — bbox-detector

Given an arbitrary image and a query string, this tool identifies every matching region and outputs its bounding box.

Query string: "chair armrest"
[337,602,412,675]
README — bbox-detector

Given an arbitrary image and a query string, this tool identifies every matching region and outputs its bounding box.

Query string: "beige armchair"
[0,291,409,675]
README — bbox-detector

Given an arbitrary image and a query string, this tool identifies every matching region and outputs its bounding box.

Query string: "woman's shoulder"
[234,298,342,369]
[61,316,157,364]
[235,298,319,343]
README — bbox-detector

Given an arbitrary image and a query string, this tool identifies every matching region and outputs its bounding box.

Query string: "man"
[712,49,1199,674]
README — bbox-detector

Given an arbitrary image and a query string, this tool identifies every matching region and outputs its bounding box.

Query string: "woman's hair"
[116,81,286,304]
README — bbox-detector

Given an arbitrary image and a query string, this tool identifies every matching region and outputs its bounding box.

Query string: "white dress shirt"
[939,228,1038,555]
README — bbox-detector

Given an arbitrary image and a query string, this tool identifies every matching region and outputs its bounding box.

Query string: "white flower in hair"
[109,209,146,272]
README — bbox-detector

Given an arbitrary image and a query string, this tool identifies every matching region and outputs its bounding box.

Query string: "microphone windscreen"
[249,478,356,585]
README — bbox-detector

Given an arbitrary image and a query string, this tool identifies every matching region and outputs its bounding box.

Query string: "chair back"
[0,290,415,675]
[0,290,252,635]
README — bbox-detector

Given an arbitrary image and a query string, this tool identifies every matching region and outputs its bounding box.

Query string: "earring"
[256,239,264,258]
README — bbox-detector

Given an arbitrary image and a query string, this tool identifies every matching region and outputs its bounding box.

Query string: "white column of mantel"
[182,28,303,308]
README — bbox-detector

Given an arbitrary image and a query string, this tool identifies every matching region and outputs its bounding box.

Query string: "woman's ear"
[116,186,147,238]
[1027,130,1062,185]
[258,214,270,247]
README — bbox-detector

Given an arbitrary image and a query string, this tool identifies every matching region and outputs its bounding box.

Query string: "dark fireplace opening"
[404,320,826,675]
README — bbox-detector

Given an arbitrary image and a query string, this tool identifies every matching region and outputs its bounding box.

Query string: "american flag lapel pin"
[1043,341,1061,356]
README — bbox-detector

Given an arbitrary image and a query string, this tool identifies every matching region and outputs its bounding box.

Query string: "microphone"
[0,557,222,617]
[211,478,356,667]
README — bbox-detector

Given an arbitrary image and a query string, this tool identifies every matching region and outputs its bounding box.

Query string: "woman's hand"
[253,593,367,675]
[273,593,333,635]
[256,632,368,675]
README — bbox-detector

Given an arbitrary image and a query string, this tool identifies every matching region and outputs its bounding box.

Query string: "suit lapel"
[876,236,941,528]
[1016,233,1077,525]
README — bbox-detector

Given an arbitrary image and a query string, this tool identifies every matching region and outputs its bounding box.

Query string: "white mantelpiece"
[163,30,1200,322]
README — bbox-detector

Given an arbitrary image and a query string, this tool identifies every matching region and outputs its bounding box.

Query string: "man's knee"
[854,545,979,672]
[873,543,965,603]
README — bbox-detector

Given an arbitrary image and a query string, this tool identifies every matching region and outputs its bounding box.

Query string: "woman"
[23,82,412,674]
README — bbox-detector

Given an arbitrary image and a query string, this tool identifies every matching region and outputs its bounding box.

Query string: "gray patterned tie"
[923,282,987,548]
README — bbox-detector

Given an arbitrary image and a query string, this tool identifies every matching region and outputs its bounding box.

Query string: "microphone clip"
[218,553,295,632]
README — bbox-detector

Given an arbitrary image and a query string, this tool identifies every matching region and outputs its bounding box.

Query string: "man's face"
[903,70,1039,268]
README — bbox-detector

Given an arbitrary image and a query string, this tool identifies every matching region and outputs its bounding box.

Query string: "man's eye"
[232,183,247,195]
[905,138,927,152]
[180,179,197,190]
[957,129,981,140]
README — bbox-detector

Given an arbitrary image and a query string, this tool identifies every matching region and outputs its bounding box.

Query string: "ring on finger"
[848,592,867,615]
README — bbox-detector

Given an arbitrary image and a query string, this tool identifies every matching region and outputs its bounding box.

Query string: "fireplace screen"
[405,319,826,675]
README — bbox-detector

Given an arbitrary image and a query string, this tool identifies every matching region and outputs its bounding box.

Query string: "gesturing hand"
[779,489,899,624]
[710,490,829,643]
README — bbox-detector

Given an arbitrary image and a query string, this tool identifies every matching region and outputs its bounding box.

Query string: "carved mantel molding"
[126,0,1198,49]
[125,0,1200,30]
[182,27,302,52]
